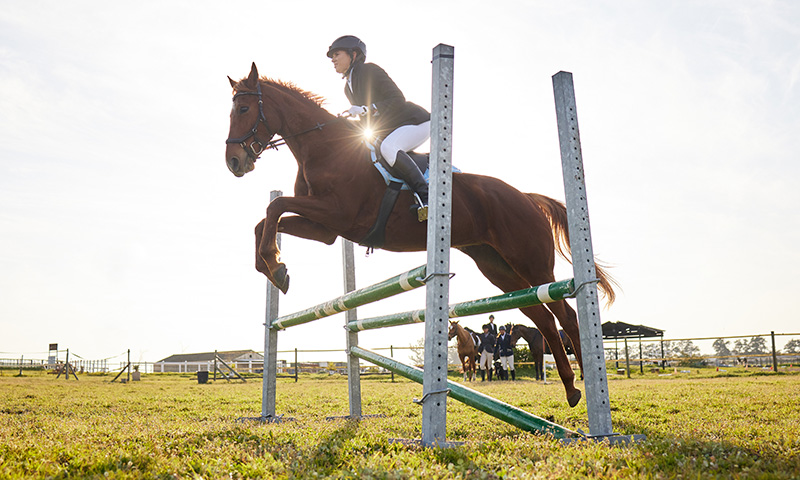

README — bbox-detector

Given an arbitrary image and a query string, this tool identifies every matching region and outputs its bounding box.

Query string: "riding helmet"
[327,35,367,58]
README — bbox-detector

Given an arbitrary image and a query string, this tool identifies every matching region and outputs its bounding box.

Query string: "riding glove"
[347,105,368,117]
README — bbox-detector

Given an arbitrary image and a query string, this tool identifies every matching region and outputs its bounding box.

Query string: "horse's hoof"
[567,390,582,408]
[273,264,290,294]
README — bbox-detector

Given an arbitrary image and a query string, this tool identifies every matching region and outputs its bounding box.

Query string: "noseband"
[225,83,275,160]
[225,82,332,161]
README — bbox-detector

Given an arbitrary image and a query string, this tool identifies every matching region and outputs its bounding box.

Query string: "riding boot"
[510,370,516,381]
[392,150,429,222]
[487,370,493,382]
[480,370,486,382]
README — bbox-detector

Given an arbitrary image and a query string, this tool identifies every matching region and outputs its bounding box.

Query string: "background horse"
[225,63,617,407]
[448,321,479,381]
[510,324,576,381]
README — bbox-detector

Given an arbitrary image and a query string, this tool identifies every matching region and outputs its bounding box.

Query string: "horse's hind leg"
[522,305,580,406]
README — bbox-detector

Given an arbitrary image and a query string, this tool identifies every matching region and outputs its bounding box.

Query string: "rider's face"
[331,50,352,74]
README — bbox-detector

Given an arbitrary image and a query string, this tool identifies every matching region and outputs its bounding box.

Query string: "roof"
[602,321,664,339]
[155,350,263,363]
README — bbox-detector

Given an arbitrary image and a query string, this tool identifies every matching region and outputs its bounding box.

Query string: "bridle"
[225,82,331,160]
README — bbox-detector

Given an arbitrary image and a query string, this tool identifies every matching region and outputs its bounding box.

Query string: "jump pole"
[347,279,576,331]
[350,346,580,439]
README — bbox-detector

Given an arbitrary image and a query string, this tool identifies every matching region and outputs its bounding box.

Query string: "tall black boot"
[392,150,429,221]
[487,370,493,382]
[510,370,516,381]
[480,369,486,382]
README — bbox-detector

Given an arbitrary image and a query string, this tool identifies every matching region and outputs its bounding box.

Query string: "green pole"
[349,346,580,439]
[272,265,427,330]
[348,279,575,331]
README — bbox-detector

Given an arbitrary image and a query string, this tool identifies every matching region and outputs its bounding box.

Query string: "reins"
[225,82,336,160]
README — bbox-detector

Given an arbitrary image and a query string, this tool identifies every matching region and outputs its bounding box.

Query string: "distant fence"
[603,331,800,375]
[3,332,798,377]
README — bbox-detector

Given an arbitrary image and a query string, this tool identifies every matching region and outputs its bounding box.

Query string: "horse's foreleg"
[257,195,346,293]
[254,219,271,278]
[469,355,477,381]
[278,216,338,245]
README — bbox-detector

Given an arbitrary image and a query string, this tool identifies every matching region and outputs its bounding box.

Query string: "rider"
[327,35,431,220]
[495,324,515,381]
[478,324,497,382]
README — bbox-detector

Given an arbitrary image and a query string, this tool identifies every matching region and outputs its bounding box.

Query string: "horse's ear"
[246,62,259,87]
[228,76,237,89]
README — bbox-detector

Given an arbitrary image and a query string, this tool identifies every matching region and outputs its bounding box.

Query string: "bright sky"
[2,1,798,367]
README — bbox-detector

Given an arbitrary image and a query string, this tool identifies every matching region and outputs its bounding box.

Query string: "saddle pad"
[366,141,460,189]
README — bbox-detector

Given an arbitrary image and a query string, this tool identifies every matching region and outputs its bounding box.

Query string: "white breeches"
[380,121,431,166]
[479,351,493,371]
[499,355,515,371]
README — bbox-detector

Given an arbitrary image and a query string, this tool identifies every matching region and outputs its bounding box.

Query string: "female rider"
[327,35,431,220]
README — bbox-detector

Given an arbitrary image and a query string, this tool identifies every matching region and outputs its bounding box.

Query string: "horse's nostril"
[228,156,239,172]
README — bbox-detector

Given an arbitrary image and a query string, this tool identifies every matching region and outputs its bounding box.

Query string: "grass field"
[1,368,798,479]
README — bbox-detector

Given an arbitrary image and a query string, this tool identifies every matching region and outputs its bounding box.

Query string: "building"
[153,350,278,373]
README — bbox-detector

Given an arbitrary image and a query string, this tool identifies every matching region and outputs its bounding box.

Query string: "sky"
[1,1,798,368]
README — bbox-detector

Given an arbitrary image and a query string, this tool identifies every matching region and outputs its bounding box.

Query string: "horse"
[224,63,617,407]
[448,321,480,381]
[510,324,577,381]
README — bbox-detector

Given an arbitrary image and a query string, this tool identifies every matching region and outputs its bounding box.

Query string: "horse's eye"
[239,106,250,114]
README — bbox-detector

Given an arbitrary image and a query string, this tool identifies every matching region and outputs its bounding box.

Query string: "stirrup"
[412,192,428,222]
[417,206,428,222]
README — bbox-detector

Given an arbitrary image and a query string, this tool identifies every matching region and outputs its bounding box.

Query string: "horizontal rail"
[349,346,580,439]
[348,279,575,331]
[272,265,427,330]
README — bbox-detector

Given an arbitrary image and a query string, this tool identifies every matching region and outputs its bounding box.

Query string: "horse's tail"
[526,193,618,306]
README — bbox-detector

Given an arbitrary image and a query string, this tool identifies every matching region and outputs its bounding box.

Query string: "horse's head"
[509,324,522,346]
[448,321,459,340]
[225,63,277,177]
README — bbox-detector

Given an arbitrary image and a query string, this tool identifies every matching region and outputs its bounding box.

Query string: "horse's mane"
[265,77,326,107]
[464,326,476,334]
[231,75,327,108]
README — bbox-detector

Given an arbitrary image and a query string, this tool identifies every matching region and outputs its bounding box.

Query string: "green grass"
[0,369,798,479]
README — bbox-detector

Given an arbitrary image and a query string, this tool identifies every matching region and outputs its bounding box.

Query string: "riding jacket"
[495,332,514,358]
[478,332,496,354]
[345,61,430,138]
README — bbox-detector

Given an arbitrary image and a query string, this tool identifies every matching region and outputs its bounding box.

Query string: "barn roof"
[155,350,262,363]
[602,321,664,339]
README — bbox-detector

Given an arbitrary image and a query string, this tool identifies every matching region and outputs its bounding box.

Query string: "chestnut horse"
[448,321,480,381]
[225,63,616,407]
[511,324,577,381]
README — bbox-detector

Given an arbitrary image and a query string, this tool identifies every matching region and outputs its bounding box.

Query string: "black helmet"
[327,35,367,58]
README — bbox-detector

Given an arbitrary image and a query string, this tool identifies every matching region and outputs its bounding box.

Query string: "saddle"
[359,142,431,249]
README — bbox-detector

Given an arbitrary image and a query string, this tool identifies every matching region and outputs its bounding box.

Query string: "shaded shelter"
[602,321,665,375]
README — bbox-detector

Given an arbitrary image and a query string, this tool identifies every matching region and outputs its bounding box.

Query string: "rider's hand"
[347,105,368,117]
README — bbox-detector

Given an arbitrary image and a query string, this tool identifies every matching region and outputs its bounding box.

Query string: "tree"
[672,340,702,367]
[409,338,425,366]
[673,340,700,358]
[642,342,666,360]
[784,339,800,354]
[732,339,748,355]
[712,338,732,358]
[410,338,460,367]
[746,336,768,354]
